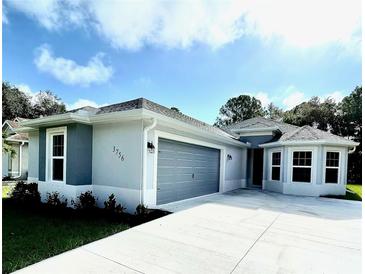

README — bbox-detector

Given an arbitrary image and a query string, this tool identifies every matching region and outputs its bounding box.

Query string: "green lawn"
[2,200,129,274]
[322,183,362,201]
[346,184,362,201]
[2,185,12,198]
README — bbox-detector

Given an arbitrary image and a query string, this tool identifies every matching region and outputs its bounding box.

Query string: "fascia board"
[259,140,360,148]
[141,109,250,148]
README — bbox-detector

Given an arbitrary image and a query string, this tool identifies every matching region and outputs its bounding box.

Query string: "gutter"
[231,126,279,134]
[12,141,25,179]
[349,146,357,154]
[140,118,157,205]
[259,140,360,148]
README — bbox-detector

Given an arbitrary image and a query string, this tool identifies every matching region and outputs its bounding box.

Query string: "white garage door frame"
[152,130,226,206]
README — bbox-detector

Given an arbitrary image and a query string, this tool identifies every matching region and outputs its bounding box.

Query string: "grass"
[322,183,362,201]
[2,185,12,198]
[345,184,362,201]
[2,199,129,274]
[2,185,169,274]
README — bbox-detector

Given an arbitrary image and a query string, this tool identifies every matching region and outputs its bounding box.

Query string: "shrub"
[135,204,149,216]
[73,191,96,210]
[45,192,68,209]
[11,181,40,205]
[104,194,126,215]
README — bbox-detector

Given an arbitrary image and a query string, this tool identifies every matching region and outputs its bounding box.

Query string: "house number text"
[113,146,125,162]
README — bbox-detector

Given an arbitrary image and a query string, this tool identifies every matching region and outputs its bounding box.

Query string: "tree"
[2,82,34,122]
[2,132,16,158]
[32,91,66,117]
[282,96,337,131]
[337,86,362,183]
[214,95,265,127]
[3,81,67,121]
[265,103,283,120]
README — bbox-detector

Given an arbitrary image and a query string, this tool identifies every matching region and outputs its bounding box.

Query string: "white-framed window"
[271,152,281,181]
[46,127,67,183]
[292,151,312,183]
[325,151,340,184]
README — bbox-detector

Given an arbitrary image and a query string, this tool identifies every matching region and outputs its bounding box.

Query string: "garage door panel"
[157,138,220,205]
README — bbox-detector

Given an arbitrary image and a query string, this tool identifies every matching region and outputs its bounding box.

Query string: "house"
[2,118,29,180]
[225,117,358,196]
[17,98,358,212]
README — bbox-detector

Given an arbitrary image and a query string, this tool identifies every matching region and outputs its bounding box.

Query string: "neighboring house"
[17,98,358,212]
[2,118,29,180]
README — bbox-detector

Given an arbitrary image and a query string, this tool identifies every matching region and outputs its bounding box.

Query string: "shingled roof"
[225,117,357,146]
[72,98,236,140]
[224,117,298,133]
[278,125,356,143]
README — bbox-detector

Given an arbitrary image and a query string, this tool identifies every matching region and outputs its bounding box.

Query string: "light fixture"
[147,141,155,153]
[227,154,232,160]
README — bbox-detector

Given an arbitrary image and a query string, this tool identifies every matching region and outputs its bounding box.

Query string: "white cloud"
[66,99,107,110]
[282,87,306,110]
[322,91,345,103]
[4,0,86,30]
[34,44,113,86]
[254,92,270,107]
[16,83,34,96]
[15,83,40,103]
[5,0,361,51]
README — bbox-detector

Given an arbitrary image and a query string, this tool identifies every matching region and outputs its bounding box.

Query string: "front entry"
[252,149,263,186]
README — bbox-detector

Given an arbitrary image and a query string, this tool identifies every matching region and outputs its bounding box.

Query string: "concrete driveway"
[15,189,361,274]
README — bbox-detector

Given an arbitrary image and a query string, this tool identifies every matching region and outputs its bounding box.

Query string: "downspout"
[12,141,25,179]
[140,118,157,205]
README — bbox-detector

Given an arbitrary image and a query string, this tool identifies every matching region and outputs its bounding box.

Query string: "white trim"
[2,120,15,131]
[152,130,226,206]
[46,126,67,184]
[269,150,282,181]
[259,140,359,148]
[5,138,29,143]
[239,131,275,137]
[27,177,39,182]
[322,149,341,184]
[19,108,249,148]
[289,148,314,184]
[141,118,157,205]
[142,109,249,148]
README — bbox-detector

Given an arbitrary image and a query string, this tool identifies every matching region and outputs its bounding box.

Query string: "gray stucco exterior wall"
[66,124,93,185]
[38,128,46,181]
[38,124,92,185]
[239,135,273,148]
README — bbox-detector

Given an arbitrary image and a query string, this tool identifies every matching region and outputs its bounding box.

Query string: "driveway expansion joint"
[81,247,145,274]
[230,213,282,273]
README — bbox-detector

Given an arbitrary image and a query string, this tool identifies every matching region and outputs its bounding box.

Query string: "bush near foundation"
[11,181,40,206]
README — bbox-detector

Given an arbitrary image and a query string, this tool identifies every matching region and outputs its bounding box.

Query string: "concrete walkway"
[15,189,361,274]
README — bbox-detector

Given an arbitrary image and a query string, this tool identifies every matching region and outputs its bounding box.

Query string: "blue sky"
[2,0,361,124]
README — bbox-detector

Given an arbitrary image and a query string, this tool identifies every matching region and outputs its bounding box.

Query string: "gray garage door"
[157,138,220,205]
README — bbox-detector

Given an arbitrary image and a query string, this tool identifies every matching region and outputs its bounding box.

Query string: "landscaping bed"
[2,183,170,274]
